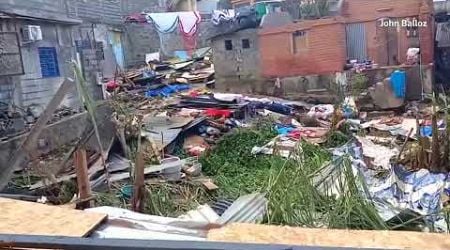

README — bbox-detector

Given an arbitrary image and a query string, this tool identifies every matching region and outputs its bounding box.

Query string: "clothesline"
[145,11,202,52]
[145,11,201,35]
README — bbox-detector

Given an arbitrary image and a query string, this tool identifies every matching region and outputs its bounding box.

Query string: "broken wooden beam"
[132,118,145,213]
[131,150,145,213]
[74,148,93,209]
[0,78,75,191]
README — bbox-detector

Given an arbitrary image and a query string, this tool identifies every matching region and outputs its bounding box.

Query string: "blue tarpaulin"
[145,84,191,98]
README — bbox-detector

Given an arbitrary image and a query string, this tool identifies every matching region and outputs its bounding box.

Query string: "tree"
[300,0,329,19]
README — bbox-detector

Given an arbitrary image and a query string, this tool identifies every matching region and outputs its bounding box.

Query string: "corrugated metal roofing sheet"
[217,193,268,224]
[86,207,208,241]
[345,23,368,61]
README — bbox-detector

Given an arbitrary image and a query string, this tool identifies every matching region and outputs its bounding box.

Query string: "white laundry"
[146,12,179,33]
[212,9,235,25]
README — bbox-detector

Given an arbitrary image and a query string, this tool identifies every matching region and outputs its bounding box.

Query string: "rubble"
[2,10,450,250]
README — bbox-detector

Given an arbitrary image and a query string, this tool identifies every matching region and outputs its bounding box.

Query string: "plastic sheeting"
[330,141,450,232]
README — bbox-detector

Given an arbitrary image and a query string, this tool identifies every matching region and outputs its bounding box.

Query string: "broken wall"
[360,64,433,100]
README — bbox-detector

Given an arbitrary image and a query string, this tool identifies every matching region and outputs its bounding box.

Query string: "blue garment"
[266,102,292,115]
[420,125,432,137]
[275,124,295,135]
[390,70,406,98]
[145,84,191,98]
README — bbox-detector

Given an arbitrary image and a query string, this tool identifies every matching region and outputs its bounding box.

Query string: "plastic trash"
[390,70,406,98]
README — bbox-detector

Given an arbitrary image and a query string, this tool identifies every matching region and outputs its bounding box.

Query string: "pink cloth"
[178,11,201,35]
[178,12,201,52]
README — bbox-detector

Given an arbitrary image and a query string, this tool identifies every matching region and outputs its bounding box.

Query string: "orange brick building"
[259,18,347,77]
[257,0,434,77]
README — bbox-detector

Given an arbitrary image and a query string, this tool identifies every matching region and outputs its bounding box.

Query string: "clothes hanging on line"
[146,12,179,33]
[145,11,202,53]
[178,11,201,35]
[178,12,201,52]
[212,10,235,25]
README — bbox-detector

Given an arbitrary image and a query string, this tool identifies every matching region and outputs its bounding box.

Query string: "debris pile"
[3,52,450,249]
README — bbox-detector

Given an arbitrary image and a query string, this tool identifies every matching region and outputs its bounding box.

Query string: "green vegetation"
[350,73,369,96]
[200,119,278,198]
[94,118,394,229]
[300,0,329,19]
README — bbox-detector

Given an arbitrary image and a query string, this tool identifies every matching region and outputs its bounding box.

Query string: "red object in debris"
[288,129,318,140]
[189,90,201,97]
[106,80,119,91]
[204,108,232,118]
[422,120,432,126]
[288,130,302,140]
[187,146,207,156]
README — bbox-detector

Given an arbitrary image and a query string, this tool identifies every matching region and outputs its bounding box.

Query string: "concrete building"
[211,29,261,87]
[0,0,82,110]
[0,0,174,112]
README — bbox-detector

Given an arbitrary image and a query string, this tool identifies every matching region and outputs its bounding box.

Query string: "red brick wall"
[343,0,429,23]
[344,0,434,65]
[419,3,434,64]
[259,21,347,77]
[257,0,433,77]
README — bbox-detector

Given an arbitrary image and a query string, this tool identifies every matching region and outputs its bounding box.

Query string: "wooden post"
[74,148,93,209]
[131,150,145,212]
[132,116,145,212]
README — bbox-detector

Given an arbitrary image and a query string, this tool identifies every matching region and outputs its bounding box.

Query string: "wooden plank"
[74,148,93,209]
[131,150,145,212]
[0,78,74,190]
[207,223,450,250]
[0,198,106,237]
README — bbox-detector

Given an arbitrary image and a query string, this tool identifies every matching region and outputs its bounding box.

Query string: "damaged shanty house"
[212,0,434,107]
[0,0,135,141]
[0,0,146,202]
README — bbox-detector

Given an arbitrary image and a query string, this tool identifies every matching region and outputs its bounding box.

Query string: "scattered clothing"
[250,101,293,115]
[212,10,235,25]
[204,109,232,118]
[275,124,295,135]
[307,104,334,120]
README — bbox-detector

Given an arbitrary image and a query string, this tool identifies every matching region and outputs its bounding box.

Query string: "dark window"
[292,30,307,54]
[242,39,250,49]
[225,40,233,50]
[38,47,60,78]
